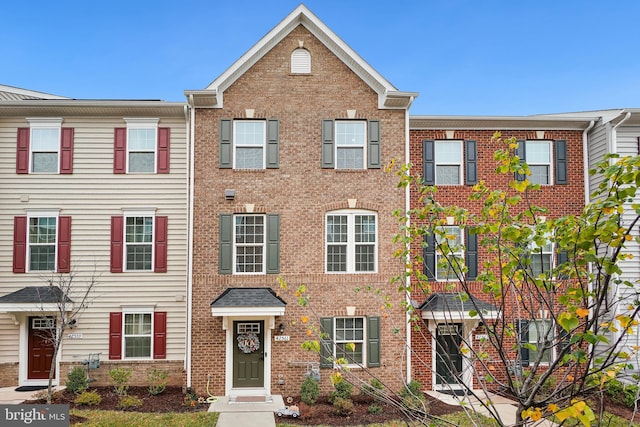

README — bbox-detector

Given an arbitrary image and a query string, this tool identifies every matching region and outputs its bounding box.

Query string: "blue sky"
[3,1,639,115]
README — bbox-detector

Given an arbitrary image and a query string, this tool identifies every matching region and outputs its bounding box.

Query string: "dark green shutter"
[219,214,233,274]
[367,120,381,169]
[518,320,530,367]
[465,228,478,280]
[424,233,436,281]
[219,119,232,168]
[367,316,381,367]
[465,140,477,185]
[320,317,333,368]
[515,140,526,181]
[555,140,567,185]
[266,214,280,274]
[321,120,334,168]
[557,249,569,279]
[422,140,435,185]
[557,325,571,359]
[266,119,279,169]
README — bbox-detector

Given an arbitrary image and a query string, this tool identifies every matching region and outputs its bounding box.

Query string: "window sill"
[335,169,368,173]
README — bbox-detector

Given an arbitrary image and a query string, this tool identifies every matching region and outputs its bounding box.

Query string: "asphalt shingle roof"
[0,286,73,304]
[419,292,497,313]
[210,287,286,308]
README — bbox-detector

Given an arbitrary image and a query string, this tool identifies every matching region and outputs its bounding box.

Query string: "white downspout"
[582,120,595,204]
[185,96,196,391]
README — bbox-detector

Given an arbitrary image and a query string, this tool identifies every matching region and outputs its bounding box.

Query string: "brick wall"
[0,363,19,387]
[59,360,185,389]
[190,25,409,396]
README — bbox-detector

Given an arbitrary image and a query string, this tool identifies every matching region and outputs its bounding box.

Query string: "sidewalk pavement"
[209,395,284,427]
[426,390,557,427]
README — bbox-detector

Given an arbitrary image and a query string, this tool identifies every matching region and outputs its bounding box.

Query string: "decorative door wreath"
[237,332,260,354]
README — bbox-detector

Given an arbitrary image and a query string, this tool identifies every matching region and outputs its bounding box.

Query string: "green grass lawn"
[70,409,218,427]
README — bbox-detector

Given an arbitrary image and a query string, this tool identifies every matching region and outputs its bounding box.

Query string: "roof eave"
[410,115,598,130]
[0,100,186,117]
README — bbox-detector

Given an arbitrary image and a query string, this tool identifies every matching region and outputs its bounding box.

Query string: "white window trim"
[528,231,555,277]
[124,118,159,174]
[526,318,554,366]
[325,210,378,274]
[434,140,463,185]
[333,316,366,368]
[121,307,154,360]
[27,118,63,174]
[435,226,464,281]
[525,140,553,186]
[233,214,266,275]
[233,120,266,170]
[26,210,60,273]
[335,121,367,170]
[122,210,156,272]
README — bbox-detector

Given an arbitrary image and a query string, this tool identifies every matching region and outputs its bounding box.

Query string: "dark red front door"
[28,317,56,380]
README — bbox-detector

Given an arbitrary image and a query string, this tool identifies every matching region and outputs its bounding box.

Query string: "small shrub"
[117,395,143,409]
[606,379,625,405]
[109,367,132,396]
[623,384,639,408]
[400,379,422,398]
[74,390,102,406]
[66,366,88,394]
[147,368,169,396]
[300,375,319,405]
[328,379,353,404]
[183,392,199,407]
[368,403,383,414]
[399,379,428,414]
[333,397,354,416]
[362,378,385,398]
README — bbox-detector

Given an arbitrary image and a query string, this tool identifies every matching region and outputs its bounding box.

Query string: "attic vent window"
[291,48,311,74]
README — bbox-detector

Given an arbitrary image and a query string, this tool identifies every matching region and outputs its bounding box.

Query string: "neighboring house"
[407,115,595,391]
[584,109,640,370]
[0,84,188,387]
[184,5,417,398]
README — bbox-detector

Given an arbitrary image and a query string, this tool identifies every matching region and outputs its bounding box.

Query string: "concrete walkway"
[209,395,284,427]
[427,390,557,427]
[0,385,65,404]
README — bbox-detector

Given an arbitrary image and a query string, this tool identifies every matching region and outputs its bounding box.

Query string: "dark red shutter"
[157,128,170,173]
[114,128,127,174]
[109,312,123,360]
[153,312,167,359]
[16,128,30,174]
[154,216,168,273]
[110,216,124,273]
[57,216,72,273]
[60,128,74,174]
[13,216,27,273]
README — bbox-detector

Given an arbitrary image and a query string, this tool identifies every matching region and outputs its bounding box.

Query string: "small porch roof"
[210,287,286,316]
[419,292,499,321]
[0,286,73,313]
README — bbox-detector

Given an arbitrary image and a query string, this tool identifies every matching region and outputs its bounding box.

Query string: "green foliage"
[74,390,102,406]
[399,379,422,398]
[332,397,354,416]
[117,394,143,409]
[108,367,132,396]
[362,377,385,398]
[147,368,169,396]
[300,375,320,405]
[367,403,383,414]
[66,366,88,394]
[328,379,353,404]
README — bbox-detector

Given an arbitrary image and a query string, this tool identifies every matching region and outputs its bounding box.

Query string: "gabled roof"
[185,4,417,110]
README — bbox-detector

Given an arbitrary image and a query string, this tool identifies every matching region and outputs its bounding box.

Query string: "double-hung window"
[530,238,553,277]
[335,121,366,169]
[326,210,377,273]
[29,118,62,173]
[435,226,464,281]
[234,121,266,169]
[28,214,58,271]
[519,319,554,365]
[126,119,158,173]
[124,312,152,358]
[234,214,265,273]
[125,215,154,271]
[525,141,552,185]
[334,317,365,364]
[434,141,463,185]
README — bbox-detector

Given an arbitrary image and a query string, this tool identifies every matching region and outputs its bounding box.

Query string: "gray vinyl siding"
[587,121,609,197]
[0,116,188,364]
